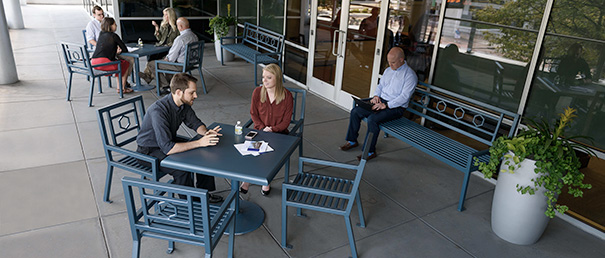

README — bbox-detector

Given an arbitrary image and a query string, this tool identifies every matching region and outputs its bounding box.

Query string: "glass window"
[219,0,235,17]
[525,1,605,150]
[432,1,545,112]
[260,0,284,34]
[173,0,216,17]
[284,0,311,47]
[284,44,308,84]
[118,0,168,17]
[238,0,257,25]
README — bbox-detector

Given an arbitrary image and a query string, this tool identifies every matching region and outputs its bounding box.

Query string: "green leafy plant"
[207,4,236,41]
[475,107,594,218]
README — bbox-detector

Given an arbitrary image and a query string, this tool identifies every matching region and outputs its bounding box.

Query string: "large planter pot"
[214,25,235,62]
[491,154,550,245]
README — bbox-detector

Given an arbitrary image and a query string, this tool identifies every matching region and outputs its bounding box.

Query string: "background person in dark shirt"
[557,43,592,86]
[91,17,134,93]
[136,73,224,203]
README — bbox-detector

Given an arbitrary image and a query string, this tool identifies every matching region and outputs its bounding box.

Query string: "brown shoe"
[339,142,359,151]
[139,72,152,84]
[357,152,377,161]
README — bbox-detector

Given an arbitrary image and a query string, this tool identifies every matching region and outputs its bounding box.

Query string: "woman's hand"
[116,46,122,54]
[263,126,273,132]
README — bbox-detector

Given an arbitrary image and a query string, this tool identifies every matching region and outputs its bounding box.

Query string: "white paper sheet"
[234,141,274,156]
[127,47,139,52]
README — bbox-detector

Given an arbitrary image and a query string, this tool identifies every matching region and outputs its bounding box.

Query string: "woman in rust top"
[240,63,293,196]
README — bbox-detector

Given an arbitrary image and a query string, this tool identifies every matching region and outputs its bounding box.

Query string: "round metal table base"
[130,83,155,92]
[229,200,265,235]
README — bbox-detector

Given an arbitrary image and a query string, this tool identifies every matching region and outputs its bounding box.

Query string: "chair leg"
[167,241,174,254]
[132,240,141,258]
[66,73,73,101]
[296,207,306,217]
[199,67,207,94]
[88,77,96,107]
[118,73,124,99]
[281,189,292,249]
[254,64,258,86]
[103,165,114,203]
[355,191,366,228]
[98,76,103,93]
[155,69,161,96]
[220,47,224,66]
[228,214,235,258]
[344,216,359,258]
[106,76,111,92]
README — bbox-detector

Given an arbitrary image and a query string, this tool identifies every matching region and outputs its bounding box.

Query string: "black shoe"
[208,194,224,203]
[261,188,271,196]
[159,87,171,95]
[240,186,248,194]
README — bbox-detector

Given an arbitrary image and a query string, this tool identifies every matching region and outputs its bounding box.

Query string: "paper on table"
[127,47,139,52]
[234,141,274,156]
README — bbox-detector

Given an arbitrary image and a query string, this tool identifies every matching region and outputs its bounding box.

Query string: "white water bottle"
[138,38,143,47]
[235,121,243,135]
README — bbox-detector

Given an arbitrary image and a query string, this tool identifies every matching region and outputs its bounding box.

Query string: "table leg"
[227,179,265,235]
[130,56,155,92]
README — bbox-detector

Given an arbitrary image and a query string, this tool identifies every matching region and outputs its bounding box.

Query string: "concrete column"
[3,0,24,29]
[0,0,19,84]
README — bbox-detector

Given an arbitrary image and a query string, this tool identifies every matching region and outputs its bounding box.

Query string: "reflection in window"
[260,0,284,34]
[118,0,168,17]
[433,14,538,112]
[173,0,216,17]
[238,0,257,25]
[219,0,235,17]
[284,45,308,84]
[285,0,311,47]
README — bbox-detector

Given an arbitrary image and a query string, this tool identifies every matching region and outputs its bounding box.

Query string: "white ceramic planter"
[491,153,550,245]
[214,25,235,62]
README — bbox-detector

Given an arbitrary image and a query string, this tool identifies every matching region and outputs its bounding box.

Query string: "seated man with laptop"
[340,47,417,161]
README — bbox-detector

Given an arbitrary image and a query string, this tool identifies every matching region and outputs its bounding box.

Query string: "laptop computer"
[352,97,375,112]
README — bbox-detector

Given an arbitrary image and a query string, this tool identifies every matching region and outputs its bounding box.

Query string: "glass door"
[307,0,386,108]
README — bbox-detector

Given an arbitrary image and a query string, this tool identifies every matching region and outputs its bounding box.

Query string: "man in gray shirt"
[140,17,198,92]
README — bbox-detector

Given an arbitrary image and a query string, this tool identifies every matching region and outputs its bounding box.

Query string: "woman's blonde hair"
[161,8,177,32]
[260,63,286,104]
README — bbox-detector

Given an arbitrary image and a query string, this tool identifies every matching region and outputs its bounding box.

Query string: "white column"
[3,0,24,29]
[0,0,19,84]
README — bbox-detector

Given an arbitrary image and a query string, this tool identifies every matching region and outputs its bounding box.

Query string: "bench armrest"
[469,149,490,171]
[299,157,357,170]
[283,183,352,199]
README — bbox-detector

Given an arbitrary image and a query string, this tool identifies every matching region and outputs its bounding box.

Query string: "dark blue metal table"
[161,123,300,235]
[120,44,170,92]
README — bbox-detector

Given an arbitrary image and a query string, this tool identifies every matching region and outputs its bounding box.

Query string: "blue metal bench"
[281,133,372,258]
[244,87,306,157]
[369,82,520,211]
[220,22,284,85]
[122,177,236,258]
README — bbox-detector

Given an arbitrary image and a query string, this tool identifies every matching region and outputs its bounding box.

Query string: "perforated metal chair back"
[61,41,123,107]
[154,40,207,95]
[122,177,236,258]
[96,96,166,203]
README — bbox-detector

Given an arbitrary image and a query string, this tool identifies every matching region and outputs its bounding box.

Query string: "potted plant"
[475,107,593,245]
[207,4,236,62]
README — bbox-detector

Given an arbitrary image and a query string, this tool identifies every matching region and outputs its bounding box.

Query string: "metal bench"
[220,22,284,85]
[370,82,520,211]
[122,177,236,258]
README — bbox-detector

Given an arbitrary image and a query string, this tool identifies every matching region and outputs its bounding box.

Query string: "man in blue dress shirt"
[339,47,418,161]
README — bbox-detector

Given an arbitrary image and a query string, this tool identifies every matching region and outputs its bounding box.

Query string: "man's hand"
[263,126,273,132]
[205,125,223,136]
[370,95,381,104]
[372,102,387,111]
[198,133,220,147]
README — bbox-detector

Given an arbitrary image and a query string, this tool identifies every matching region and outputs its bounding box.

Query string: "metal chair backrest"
[184,40,205,71]
[122,176,236,257]
[82,29,93,49]
[287,87,306,136]
[60,42,94,76]
[97,95,146,149]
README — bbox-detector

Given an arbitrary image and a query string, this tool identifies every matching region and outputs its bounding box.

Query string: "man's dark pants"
[136,146,216,191]
[346,106,405,153]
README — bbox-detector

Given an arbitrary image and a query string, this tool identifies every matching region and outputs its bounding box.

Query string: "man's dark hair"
[170,73,198,93]
[92,5,103,15]
[100,17,115,32]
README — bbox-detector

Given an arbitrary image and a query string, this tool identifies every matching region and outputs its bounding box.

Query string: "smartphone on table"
[245,131,258,140]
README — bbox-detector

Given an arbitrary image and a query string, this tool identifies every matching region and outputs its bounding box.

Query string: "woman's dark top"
[92,31,128,61]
